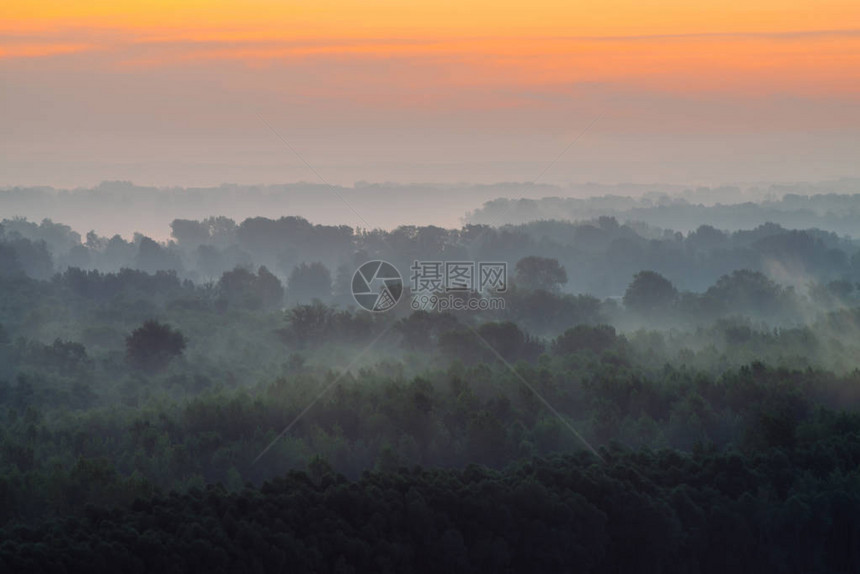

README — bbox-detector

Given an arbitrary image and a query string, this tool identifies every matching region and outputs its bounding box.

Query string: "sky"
[2,1,860,188]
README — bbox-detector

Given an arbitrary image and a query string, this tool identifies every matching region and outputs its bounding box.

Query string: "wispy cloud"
[0,42,97,59]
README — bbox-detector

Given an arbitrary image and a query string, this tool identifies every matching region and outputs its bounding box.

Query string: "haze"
[3,1,859,188]
[6,3,860,571]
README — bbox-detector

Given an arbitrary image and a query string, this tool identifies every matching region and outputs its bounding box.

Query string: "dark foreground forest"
[2,205,860,572]
[4,436,860,573]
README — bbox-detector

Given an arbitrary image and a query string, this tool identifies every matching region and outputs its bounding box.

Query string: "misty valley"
[7,0,860,568]
[1,193,860,572]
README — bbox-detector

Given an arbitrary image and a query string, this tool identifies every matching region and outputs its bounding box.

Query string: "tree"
[1,237,53,279]
[438,328,486,364]
[126,320,186,372]
[170,219,210,247]
[85,230,106,250]
[278,301,335,348]
[41,339,91,373]
[135,236,182,274]
[514,256,568,292]
[552,324,617,355]
[505,291,602,335]
[623,271,678,315]
[287,262,332,304]
[396,311,460,350]
[256,266,286,308]
[702,269,783,319]
[687,225,727,252]
[217,266,284,309]
[476,321,543,363]
[202,216,238,247]
[0,243,24,277]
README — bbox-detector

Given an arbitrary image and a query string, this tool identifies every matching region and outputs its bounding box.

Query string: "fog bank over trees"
[4,187,860,569]
[3,178,859,240]
[3,209,859,298]
[468,178,860,235]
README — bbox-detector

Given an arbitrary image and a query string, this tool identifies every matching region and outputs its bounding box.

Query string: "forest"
[5,0,860,565]
[2,199,860,572]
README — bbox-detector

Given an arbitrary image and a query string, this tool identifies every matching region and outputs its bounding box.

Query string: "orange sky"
[5,0,860,36]
[2,1,859,187]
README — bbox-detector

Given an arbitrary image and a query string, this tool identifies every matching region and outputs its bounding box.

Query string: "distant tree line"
[3,214,860,299]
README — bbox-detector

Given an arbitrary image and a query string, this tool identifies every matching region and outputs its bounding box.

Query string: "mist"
[4,177,860,241]
[5,179,860,572]
[6,0,860,569]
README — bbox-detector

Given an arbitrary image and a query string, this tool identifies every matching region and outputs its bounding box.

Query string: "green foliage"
[217,266,284,310]
[287,262,333,304]
[3,213,860,569]
[514,256,568,292]
[125,320,187,372]
[553,324,618,355]
[3,439,860,573]
[623,270,678,315]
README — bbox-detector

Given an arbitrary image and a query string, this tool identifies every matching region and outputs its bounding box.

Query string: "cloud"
[3,28,858,100]
[0,42,97,59]
[2,13,858,187]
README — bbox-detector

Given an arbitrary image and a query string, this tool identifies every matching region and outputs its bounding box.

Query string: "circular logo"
[351,260,403,312]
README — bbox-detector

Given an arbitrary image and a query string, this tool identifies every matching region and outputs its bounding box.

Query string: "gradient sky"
[2,1,859,187]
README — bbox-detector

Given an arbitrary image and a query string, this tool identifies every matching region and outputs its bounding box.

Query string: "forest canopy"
[2,197,860,572]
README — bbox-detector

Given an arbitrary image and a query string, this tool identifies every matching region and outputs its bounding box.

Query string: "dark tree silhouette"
[134,236,182,274]
[553,324,618,355]
[702,269,783,318]
[125,320,186,372]
[217,265,284,309]
[280,301,334,348]
[170,219,210,247]
[514,256,568,292]
[623,271,678,315]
